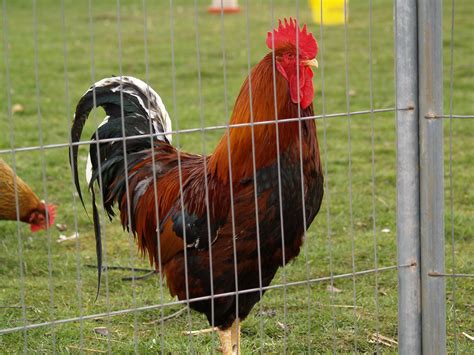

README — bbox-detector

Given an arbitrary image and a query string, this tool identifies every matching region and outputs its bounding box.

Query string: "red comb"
[266,18,318,58]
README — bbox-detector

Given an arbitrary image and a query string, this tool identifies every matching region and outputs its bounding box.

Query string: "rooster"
[0,158,56,232]
[70,18,322,354]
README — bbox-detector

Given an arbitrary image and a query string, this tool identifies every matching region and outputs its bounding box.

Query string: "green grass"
[0,0,472,353]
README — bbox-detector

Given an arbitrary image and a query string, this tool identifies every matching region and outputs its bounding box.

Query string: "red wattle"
[289,67,314,109]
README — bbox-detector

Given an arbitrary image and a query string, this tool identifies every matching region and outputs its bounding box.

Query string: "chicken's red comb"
[266,18,318,58]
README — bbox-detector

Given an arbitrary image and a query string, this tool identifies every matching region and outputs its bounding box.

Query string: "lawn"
[0,0,472,353]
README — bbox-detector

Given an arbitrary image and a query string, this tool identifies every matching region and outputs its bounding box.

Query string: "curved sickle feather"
[70,91,101,295]
[70,76,172,299]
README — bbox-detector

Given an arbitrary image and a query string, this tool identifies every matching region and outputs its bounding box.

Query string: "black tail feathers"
[69,76,172,297]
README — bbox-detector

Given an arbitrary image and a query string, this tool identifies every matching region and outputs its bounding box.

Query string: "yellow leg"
[218,327,232,355]
[231,319,241,355]
[218,319,240,355]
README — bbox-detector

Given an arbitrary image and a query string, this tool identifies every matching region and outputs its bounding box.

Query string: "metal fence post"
[418,0,446,354]
[395,1,421,354]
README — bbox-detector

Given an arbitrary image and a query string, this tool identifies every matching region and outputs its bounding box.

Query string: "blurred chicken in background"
[0,158,55,232]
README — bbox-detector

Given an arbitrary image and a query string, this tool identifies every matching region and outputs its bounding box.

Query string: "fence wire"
[0,0,472,353]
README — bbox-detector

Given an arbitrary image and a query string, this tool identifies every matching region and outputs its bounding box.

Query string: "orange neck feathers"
[208,52,314,183]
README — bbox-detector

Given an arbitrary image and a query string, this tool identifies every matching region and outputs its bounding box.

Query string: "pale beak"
[303,58,319,68]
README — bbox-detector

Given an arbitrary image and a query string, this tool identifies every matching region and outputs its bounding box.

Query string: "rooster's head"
[267,18,319,109]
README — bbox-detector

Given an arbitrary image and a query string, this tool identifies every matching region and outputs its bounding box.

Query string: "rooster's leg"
[218,319,240,355]
[230,319,241,354]
[218,327,233,355]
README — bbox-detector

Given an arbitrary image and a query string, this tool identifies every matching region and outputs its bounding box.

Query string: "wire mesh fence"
[0,0,472,353]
